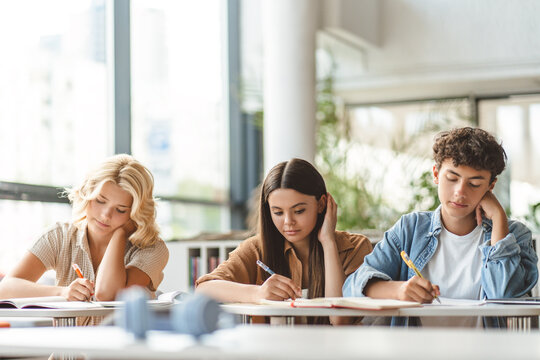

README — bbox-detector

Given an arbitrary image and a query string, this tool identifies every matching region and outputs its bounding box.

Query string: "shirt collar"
[429,205,443,237]
[430,205,493,236]
[75,220,91,255]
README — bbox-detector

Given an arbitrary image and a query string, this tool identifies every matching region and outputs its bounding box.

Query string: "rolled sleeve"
[343,264,392,297]
[29,224,63,270]
[126,240,169,292]
[480,221,538,298]
[479,233,520,261]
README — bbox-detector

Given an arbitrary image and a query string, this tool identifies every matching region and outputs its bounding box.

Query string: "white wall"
[323,0,540,102]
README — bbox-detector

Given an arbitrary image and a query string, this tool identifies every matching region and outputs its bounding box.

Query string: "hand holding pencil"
[60,263,95,301]
[400,251,440,304]
[255,260,302,301]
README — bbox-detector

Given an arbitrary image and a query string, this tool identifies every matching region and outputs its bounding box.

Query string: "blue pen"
[256,260,275,275]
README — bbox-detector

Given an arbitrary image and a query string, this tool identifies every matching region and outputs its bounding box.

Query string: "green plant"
[407,170,440,212]
[315,75,400,231]
[524,202,540,234]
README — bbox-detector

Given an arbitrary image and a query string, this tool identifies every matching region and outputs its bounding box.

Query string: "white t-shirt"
[420,224,484,327]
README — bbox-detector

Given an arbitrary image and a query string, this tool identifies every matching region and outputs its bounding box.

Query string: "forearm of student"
[196,280,260,303]
[364,278,402,299]
[322,242,350,325]
[490,212,509,245]
[0,277,64,298]
[95,232,128,300]
[322,242,345,297]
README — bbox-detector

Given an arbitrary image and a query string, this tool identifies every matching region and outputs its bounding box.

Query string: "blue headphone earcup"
[115,286,151,339]
[171,294,221,337]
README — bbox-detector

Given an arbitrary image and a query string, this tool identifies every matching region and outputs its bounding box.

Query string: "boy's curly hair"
[433,127,507,183]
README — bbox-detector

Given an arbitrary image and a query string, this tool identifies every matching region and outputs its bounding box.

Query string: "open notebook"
[0,296,102,309]
[259,297,421,310]
[0,290,186,309]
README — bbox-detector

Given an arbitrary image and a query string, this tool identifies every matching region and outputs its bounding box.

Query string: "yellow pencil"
[400,251,441,304]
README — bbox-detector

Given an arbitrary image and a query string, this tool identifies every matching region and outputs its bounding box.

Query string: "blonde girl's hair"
[66,154,159,248]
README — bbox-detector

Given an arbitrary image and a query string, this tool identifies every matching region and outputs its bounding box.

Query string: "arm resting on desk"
[0,252,94,301]
[196,280,262,303]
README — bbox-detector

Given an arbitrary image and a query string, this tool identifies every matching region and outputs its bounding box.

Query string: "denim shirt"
[343,206,539,326]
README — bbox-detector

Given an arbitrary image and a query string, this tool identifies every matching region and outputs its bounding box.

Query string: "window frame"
[0,0,259,238]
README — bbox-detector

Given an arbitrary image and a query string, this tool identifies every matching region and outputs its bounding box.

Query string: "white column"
[262,0,318,173]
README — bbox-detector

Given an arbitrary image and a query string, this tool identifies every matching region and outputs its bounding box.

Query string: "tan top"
[30,222,169,325]
[196,230,372,289]
[31,222,169,293]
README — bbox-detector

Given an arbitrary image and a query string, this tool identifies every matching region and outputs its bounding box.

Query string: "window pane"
[0,1,110,186]
[321,99,472,230]
[157,202,230,240]
[131,1,230,237]
[479,96,540,219]
[131,1,229,202]
[0,200,71,276]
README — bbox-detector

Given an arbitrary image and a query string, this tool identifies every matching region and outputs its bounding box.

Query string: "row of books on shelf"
[188,255,221,288]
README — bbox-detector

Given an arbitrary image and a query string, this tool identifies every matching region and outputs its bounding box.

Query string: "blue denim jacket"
[343,206,538,326]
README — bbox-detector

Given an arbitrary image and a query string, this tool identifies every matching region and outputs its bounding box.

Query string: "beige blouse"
[30,221,169,325]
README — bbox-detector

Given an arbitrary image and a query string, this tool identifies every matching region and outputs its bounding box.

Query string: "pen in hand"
[72,263,84,279]
[256,260,275,275]
[256,260,302,300]
[72,263,94,298]
[400,251,441,304]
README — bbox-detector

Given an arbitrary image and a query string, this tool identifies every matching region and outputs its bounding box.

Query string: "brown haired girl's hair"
[433,127,507,183]
[259,158,327,323]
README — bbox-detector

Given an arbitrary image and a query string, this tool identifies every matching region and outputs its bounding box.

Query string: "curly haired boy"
[343,127,538,327]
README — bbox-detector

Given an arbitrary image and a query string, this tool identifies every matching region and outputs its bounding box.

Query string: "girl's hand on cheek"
[122,219,137,236]
[318,193,337,247]
[114,219,137,239]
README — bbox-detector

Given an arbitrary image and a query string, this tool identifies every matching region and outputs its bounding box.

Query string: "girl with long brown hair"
[196,158,372,324]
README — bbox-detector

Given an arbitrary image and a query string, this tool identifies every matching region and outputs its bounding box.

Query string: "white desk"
[0,308,114,326]
[222,303,540,328]
[1,325,540,359]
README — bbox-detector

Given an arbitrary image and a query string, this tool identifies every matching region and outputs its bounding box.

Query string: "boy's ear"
[317,194,327,213]
[432,165,440,185]
[489,178,497,191]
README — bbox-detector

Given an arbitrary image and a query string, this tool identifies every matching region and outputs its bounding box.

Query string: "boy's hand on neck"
[475,191,509,245]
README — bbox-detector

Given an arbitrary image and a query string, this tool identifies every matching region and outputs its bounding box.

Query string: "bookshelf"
[160,239,242,293]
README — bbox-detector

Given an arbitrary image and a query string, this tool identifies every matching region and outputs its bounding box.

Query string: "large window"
[0,0,235,276]
[131,1,230,239]
[328,99,472,230]
[0,0,109,186]
[479,95,540,226]
[0,0,108,276]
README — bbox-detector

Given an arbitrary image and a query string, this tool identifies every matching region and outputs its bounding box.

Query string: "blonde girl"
[0,154,169,305]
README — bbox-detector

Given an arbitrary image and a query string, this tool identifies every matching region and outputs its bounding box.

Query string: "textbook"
[259,297,421,310]
[0,296,102,309]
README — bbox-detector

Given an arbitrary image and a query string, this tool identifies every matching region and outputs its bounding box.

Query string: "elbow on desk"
[94,288,118,301]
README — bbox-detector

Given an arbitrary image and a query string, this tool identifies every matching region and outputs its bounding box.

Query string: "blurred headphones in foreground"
[115,286,232,339]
